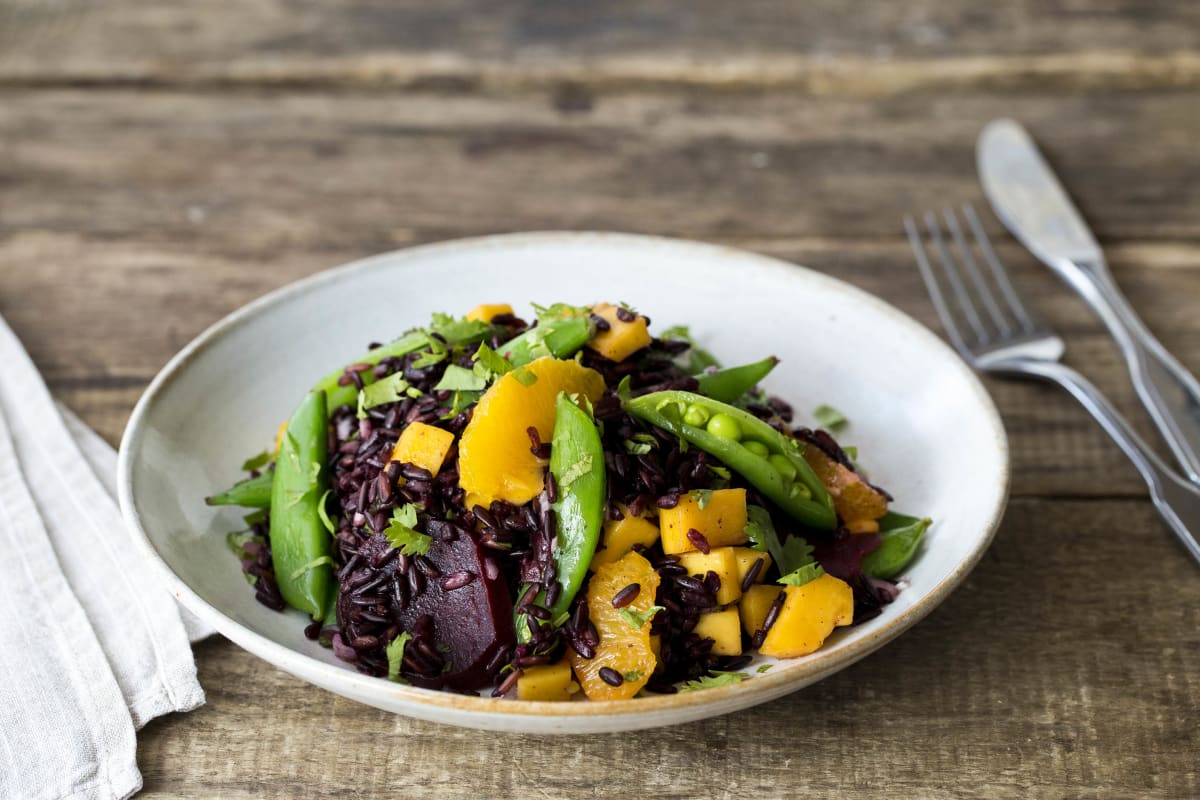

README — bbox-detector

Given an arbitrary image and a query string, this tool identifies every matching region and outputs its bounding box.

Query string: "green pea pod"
[695,356,779,404]
[501,316,595,368]
[625,390,836,530]
[270,390,335,619]
[515,392,606,642]
[861,512,930,579]
[205,471,273,509]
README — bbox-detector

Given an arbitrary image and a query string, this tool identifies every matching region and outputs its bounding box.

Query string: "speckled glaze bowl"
[119,232,1008,733]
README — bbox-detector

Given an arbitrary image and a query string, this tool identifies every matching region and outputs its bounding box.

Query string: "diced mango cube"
[760,574,854,658]
[739,584,784,636]
[660,489,748,555]
[466,303,513,323]
[587,302,652,362]
[516,660,577,702]
[731,547,772,588]
[590,507,660,570]
[693,608,743,656]
[390,421,455,477]
[678,547,742,605]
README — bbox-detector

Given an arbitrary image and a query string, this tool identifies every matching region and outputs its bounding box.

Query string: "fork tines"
[904,204,1039,358]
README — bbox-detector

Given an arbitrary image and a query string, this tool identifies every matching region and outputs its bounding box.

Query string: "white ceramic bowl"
[119,232,1008,733]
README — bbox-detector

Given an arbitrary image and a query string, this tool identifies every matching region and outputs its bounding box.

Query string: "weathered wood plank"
[134,497,1200,799]
[1,89,1198,243]
[2,0,1200,94]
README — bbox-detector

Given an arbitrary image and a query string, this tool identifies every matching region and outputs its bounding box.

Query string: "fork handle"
[1058,257,1200,485]
[1022,359,1200,565]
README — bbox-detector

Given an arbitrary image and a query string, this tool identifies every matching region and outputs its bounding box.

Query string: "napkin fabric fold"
[0,315,209,800]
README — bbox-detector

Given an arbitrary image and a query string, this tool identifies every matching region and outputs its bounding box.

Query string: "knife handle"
[1063,257,1200,484]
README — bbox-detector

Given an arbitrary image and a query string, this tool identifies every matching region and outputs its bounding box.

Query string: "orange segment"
[569,551,660,700]
[457,357,606,508]
[802,446,888,523]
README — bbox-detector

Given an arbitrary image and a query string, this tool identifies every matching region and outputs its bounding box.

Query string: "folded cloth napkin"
[0,314,209,800]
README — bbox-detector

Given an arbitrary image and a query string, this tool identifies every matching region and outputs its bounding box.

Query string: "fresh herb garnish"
[472,343,514,384]
[511,367,538,387]
[386,632,413,682]
[619,605,664,630]
[690,489,713,510]
[813,404,848,432]
[428,312,492,344]
[358,372,421,418]
[316,489,337,534]
[433,364,488,393]
[777,562,825,587]
[241,450,270,472]
[623,670,644,682]
[757,664,773,674]
[677,671,748,693]
[383,504,432,556]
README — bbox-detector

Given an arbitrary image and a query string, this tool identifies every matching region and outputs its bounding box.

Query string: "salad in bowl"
[207,301,930,701]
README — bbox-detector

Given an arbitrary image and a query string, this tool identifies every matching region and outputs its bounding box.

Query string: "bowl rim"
[118,230,1009,724]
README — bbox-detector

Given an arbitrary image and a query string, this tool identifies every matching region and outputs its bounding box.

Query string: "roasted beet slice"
[396,523,514,690]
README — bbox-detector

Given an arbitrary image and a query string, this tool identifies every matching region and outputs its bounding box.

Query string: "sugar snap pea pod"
[205,471,273,508]
[861,512,930,579]
[501,316,595,368]
[695,356,779,404]
[270,390,335,619]
[625,390,836,530]
[515,392,606,642]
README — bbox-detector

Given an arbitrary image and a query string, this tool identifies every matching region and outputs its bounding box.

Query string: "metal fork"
[906,204,1200,565]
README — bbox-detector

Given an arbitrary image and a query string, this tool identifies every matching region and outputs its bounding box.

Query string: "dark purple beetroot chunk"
[397,524,514,690]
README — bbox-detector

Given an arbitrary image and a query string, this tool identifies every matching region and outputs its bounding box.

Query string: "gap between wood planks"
[2,50,1199,95]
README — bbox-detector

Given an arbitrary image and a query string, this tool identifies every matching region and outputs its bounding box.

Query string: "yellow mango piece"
[739,584,785,636]
[760,574,854,658]
[458,357,606,507]
[678,547,742,605]
[731,548,772,588]
[693,608,743,656]
[569,551,660,701]
[587,302,652,362]
[660,489,748,554]
[590,507,660,570]
[516,660,577,702]
[466,303,513,322]
[390,421,455,477]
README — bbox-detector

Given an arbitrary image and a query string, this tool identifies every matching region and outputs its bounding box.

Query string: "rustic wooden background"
[2,2,1198,797]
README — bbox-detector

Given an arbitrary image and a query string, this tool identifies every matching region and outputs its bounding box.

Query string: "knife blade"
[976,118,1103,268]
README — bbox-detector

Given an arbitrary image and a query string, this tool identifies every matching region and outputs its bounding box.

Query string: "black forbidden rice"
[238,325,897,695]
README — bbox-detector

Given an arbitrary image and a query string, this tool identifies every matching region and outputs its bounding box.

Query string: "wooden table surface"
[3,2,1198,797]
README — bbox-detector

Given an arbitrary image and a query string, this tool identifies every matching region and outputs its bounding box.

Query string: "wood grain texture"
[2,0,1199,796]
[135,499,1200,800]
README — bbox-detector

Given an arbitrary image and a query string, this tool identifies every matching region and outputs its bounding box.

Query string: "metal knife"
[978,118,1200,485]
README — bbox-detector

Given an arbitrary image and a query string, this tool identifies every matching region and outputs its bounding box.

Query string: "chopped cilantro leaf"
[677,671,748,693]
[241,450,270,472]
[472,343,514,383]
[813,404,848,431]
[619,605,664,630]
[386,632,413,682]
[757,664,774,674]
[428,312,491,343]
[316,489,337,534]
[511,367,538,387]
[433,364,487,392]
[778,562,825,587]
[690,489,713,510]
[358,372,419,419]
[384,504,432,556]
